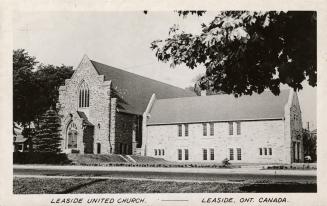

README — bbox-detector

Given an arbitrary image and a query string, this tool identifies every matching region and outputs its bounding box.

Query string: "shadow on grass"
[56,179,106,194]
[240,183,317,193]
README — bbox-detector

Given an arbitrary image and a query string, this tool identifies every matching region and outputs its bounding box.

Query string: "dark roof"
[148,89,291,125]
[90,60,195,115]
[77,111,94,126]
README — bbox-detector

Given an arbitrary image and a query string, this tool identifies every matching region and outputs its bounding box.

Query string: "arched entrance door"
[67,122,78,149]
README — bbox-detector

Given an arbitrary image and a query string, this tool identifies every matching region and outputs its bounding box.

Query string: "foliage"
[13,49,39,126]
[302,129,316,162]
[222,158,231,167]
[151,11,316,96]
[13,152,70,164]
[33,108,62,153]
[13,49,73,147]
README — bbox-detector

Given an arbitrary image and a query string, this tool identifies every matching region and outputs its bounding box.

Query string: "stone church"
[58,55,195,156]
[58,55,303,164]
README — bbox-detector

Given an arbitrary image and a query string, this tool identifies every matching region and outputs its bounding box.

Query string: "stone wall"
[146,120,287,164]
[114,112,137,154]
[58,55,112,154]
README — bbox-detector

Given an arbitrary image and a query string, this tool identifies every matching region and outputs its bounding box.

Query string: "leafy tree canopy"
[13,49,73,128]
[151,11,316,96]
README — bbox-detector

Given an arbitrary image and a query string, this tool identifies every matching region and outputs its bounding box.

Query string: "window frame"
[178,149,182,160]
[229,122,233,135]
[184,149,189,160]
[178,124,182,137]
[203,148,207,160]
[184,124,189,136]
[210,148,214,160]
[237,148,242,160]
[229,148,234,160]
[203,123,207,136]
[209,123,214,136]
[236,121,241,135]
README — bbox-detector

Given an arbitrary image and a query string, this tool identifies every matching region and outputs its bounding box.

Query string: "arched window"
[79,81,89,108]
[67,122,77,149]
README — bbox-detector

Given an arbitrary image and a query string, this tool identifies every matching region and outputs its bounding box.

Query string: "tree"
[34,64,74,115]
[13,49,73,152]
[151,11,316,96]
[33,108,62,153]
[302,128,316,162]
[13,49,38,127]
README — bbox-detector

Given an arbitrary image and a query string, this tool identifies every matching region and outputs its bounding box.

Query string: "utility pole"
[307,121,310,131]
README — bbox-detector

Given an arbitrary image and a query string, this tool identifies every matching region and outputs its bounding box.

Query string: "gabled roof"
[90,60,195,115]
[148,89,291,125]
[77,111,94,126]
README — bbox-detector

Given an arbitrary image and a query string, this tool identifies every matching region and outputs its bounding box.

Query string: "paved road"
[14,166,316,184]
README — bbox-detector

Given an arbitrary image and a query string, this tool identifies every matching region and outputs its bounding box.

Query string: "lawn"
[13,177,317,194]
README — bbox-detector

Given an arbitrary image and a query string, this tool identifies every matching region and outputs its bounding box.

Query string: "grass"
[13,177,317,194]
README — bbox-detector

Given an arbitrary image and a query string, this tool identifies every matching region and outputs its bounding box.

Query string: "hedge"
[13,152,71,165]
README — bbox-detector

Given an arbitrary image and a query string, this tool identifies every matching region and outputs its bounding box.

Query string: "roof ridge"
[90,59,192,93]
[156,89,291,101]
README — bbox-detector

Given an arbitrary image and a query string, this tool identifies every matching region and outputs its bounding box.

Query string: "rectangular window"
[259,148,262,155]
[203,149,207,160]
[162,149,165,156]
[264,148,267,155]
[185,149,189,160]
[154,149,157,156]
[237,148,242,160]
[210,123,214,136]
[237,122,241,135]
[203,123,207,136]
[158,149,161,156]
[269,148,272,155]
[229,122,233,135]
[210,148,214,160]
[178,124,182,136]
[178,149,182,160]
[229,148,234,160]
[184,124,189,136]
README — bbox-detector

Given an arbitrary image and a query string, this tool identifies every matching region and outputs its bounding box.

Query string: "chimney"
[200,90,206,96]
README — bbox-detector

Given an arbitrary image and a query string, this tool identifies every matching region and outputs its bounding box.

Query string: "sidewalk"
[14,164,317,176]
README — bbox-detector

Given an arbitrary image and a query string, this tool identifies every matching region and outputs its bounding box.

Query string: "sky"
[13,11,317,129]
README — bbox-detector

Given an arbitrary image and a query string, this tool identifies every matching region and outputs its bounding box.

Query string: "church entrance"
[67,122,78,149]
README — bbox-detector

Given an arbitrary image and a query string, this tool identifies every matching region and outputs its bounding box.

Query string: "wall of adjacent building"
[146,119,288,164]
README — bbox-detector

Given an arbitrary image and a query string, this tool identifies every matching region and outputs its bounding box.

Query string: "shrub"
[222,158,231,168]
[13,152,71,164]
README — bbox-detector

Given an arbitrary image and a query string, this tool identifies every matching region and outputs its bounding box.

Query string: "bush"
[13,152,71,164]
[222,158,231,168]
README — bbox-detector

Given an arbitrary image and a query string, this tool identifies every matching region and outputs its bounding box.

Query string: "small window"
[203,123,207,136]
[162,149,165,156]
[259,148,262,155]
[269,148,272,155]
[178,125,182,137]
[264,148,267,155]
[154,149,157,156]
[158,149,161,156]
[229,122,233,135]
[203,149,207,160]
[237,122,241,135]
[237,148,242,160]
[210,148,214,160]
[229,148,234,160]
[185,149,189,160]
[210,123,214,136]
[178,149,182,160]
[184,124,189,136]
